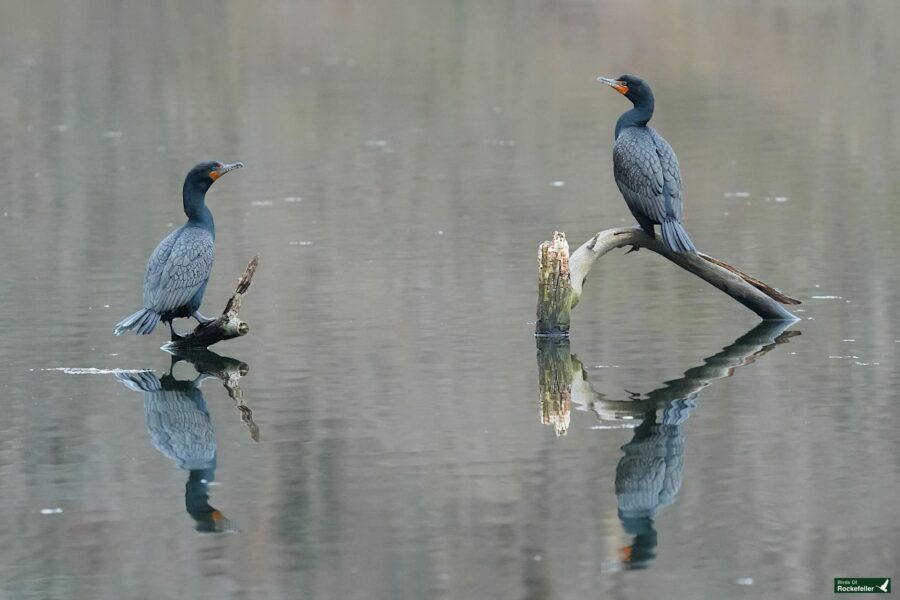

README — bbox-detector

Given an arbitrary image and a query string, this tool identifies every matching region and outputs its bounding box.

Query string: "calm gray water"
[1,0,898,598]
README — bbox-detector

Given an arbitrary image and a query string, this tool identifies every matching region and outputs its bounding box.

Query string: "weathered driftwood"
[537,336,575,435]
[537,229,798,335]
[536,320,798,434]
[167,256,259,349]
[536,234,574,336]
[168,347,260,442]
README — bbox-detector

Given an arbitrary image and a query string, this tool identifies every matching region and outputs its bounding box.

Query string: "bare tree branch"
[167,256,259,349]
[537,229,799,335]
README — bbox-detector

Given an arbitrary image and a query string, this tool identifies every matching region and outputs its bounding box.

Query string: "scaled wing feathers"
[613,127,684,224]
[142,227,215,313]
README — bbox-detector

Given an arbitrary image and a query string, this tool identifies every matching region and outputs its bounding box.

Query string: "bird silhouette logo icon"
[877,579,890,593]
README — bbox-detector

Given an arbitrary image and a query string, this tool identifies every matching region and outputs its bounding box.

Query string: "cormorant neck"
[615,96,654,139]
[183,180,215,235]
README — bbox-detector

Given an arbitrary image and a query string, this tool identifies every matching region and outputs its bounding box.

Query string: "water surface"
[0,1,898,598]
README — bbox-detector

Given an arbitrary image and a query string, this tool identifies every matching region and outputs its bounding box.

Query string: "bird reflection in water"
[536,321,799,569]
[116,348,258,533]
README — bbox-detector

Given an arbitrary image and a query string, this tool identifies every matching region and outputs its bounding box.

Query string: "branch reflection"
[536,321,799,569]
[116,349,258,533]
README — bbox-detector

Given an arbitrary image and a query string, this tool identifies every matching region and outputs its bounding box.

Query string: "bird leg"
[168,321,184,342]
[192,310,218,326]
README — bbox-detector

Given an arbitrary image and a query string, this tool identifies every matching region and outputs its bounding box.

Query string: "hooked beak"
[597,77,629,95]
[210,162,243,181]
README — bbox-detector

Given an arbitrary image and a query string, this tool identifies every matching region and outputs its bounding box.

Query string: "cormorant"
[615,396,694,569]
[598,75,697,254]
[115,161,242,340]
[117,368,232,533]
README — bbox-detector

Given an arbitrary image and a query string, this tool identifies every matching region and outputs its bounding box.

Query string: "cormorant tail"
[660,220,697,254]
[114,308,161,336]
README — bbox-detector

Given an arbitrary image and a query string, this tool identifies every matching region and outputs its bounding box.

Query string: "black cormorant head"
[597,74,653,106]
[183,160,243,194]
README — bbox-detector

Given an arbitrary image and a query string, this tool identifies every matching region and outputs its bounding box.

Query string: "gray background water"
[0,0,898,598]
